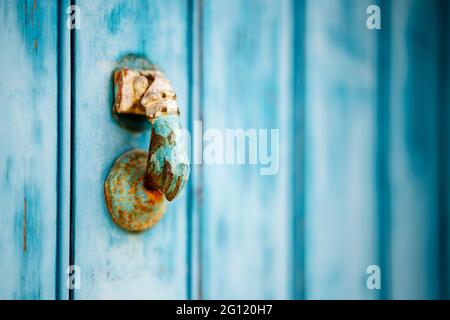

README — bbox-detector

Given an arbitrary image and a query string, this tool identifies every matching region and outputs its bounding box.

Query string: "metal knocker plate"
[104,55,190,232]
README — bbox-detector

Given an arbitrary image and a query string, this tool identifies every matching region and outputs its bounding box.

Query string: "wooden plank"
[0,0,58,299]
[72,0,189,299]
[57,0,72,300]
[389,0,440,299]
[304,0,380,299]
[201,0,293,299]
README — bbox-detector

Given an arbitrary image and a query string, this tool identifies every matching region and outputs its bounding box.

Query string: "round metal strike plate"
[104,149,166,231]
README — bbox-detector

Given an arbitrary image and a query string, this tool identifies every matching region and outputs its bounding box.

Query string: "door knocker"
[104,55,190,231]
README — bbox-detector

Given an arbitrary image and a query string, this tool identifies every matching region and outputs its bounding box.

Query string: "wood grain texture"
[0,0,58,299]
[1,0,447,300]
[72,0,189,299]
[304,0,380,299]
[200,0,293,299]
[389,0,441,299]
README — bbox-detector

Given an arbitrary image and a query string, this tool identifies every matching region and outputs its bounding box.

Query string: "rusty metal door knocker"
[104,55,190,231]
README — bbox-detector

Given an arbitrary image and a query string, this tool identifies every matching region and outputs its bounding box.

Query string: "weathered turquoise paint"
[389,0,441,299]
[200,0,293,299]
[57,0,72,301]
[0,0,448,300]
[146,114,190,201]
[105,149,166,231]
[0,0,58,299]
[302,0,449,300]
[104,114,190,232]
[304,0,380,299]
[72,0,189,299]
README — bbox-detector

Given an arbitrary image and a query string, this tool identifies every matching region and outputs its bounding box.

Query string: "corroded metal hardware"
[104,55,189,232]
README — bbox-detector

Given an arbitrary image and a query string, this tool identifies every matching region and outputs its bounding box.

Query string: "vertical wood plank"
[57,0,71,300]
[389,0,440,299]
[72,0,189,299]
[0,0,58,299]
[201,0,293,299]
[304,0,379,299]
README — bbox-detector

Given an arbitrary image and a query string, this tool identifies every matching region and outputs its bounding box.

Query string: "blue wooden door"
[0,0,59,299]
[0,0,449,300]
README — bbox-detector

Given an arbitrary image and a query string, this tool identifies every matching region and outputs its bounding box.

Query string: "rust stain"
[34,39,38,50]
[144,126,186,201]
[144,127,176,196]
[166,176,182,201]
[23,196,27,253]
[148,128,166,156]
[104,150,166,232]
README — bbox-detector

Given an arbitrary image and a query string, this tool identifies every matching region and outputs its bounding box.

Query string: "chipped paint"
[0,0,60,299]
[113,68,148,115]
[113,68,179,118]
[140,70,179,120]
[106,55,189,231]
[112,54,155,115]
[145,114,189,201]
